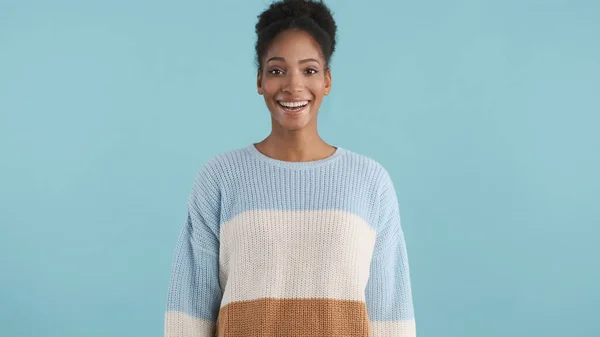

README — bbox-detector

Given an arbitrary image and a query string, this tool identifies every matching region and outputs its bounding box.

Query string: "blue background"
[1,0,599,336]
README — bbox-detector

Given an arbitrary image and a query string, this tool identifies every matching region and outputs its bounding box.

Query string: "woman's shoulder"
[338,147,392,182]
[191,146,249,181]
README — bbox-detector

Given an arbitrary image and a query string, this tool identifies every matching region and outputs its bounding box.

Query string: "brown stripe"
[217,298,371,336]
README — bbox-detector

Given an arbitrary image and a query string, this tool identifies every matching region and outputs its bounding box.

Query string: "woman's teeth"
[278,100,309,112]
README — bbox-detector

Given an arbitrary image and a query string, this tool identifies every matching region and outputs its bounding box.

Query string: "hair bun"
[257,0,336,48]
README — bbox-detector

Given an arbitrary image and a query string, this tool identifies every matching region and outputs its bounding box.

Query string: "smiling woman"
[253,0,336,156]
[258,29,331,128]
[163,1,416,336]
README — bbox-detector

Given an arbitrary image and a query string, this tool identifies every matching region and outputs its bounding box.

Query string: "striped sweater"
[164,144,416,337]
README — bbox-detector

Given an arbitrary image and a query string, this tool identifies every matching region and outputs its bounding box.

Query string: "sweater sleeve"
[365,168,416,337]
[164,166,223,337]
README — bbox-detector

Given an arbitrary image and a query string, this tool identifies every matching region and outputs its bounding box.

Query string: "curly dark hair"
[254,0,337,71]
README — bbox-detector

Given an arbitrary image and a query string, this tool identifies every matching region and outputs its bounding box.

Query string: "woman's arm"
[164,165,222,337]
[365,168,416,337]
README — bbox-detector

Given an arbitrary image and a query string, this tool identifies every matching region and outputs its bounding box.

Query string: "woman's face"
[257,29,331,131]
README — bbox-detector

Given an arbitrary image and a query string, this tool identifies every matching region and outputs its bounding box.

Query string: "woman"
[164,1,416,336]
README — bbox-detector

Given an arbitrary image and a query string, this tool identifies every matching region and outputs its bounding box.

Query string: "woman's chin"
[275,115,311,130]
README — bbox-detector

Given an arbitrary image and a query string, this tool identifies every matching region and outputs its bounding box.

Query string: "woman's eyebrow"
[299,58,320,65]
[266,56,320,64]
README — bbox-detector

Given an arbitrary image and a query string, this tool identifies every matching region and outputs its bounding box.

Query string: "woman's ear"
[257,70,263,95]
[324,68,332,95]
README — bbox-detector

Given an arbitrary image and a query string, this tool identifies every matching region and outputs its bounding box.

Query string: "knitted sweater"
[164,144,416,337]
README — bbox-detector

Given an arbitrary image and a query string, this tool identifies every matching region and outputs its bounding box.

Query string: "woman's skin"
[254,28,336,163]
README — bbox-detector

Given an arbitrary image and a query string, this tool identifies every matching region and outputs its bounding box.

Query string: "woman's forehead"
[265,30,325,63]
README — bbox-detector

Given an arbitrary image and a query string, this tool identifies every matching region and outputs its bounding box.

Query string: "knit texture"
[164,144,416,337]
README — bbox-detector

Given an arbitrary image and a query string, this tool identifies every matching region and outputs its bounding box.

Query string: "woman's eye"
[305,68,318,75]
[268,69,283,75]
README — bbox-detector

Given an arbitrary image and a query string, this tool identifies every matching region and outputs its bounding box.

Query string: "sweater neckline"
[245,143,347,169]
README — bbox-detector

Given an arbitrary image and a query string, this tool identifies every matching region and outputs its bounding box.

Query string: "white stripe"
[219,209,377,307]
[370,320,416,337]
[164,311,215,337]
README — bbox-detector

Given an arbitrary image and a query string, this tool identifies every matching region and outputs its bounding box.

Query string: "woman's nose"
[282,72,304,93]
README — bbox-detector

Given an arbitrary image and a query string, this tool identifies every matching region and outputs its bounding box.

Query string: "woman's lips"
[277,100,310,116]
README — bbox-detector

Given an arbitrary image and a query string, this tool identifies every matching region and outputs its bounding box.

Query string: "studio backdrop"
[1,0,598,336]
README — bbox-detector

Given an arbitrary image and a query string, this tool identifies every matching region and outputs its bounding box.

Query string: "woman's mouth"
[277,100,310,115]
